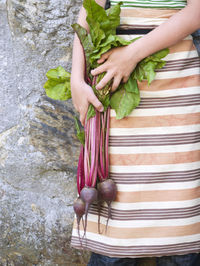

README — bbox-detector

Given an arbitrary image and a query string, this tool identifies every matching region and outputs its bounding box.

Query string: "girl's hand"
[91,44,138,91]
[71,80,104,126]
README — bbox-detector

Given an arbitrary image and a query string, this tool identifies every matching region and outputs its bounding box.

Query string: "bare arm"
[133,0,200,62]
[92,0,200,90]
[71,0,106,125]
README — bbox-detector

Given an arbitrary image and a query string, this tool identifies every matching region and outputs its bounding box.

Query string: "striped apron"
[71,1,200,258]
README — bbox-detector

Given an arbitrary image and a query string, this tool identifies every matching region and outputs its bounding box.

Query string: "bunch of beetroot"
[73,104,117,239]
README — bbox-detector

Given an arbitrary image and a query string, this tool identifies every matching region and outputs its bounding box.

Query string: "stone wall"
[0,0,88,265]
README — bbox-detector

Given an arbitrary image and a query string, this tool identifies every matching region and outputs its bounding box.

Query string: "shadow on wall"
[192,29,200,56]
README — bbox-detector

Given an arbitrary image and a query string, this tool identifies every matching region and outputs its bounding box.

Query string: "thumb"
[87,93,104,112]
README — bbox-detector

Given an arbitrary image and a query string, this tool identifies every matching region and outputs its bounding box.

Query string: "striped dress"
[71,0,200,257]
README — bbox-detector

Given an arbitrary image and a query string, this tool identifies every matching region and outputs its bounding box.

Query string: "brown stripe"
[110,139,200,146]
[109,169,200,184]
[140,94,200,102]
[116,186,200,203]
[112,176,200,185]
[137,102,200,109]
[110,150,200,166]
[110,169,200,184]
[166,57,200,65]
[110,113,200,128]
[71,237,200,257]
[138,74,200,91]
[110,131,200,142]
[165,57,200,66]
[89,204,200,221]
[74,220,200,239]
[157,63,200,72]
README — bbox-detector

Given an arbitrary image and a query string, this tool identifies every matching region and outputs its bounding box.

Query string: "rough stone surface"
[0,0,89,265]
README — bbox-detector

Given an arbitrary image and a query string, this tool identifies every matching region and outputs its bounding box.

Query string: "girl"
[71,0,200,265]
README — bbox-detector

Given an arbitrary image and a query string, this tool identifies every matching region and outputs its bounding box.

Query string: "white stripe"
[109,143,200,154]
[111,198,200,210]
[166,50,198,60]
[117,180,200,192]
[109,124,200,136]
[110,105,200,117]
[155,68,200,80]
[140,87,200,98]
[72,231,200,246]
[120,17,168,25]
[87,214,200,229]
[110,161,200,173]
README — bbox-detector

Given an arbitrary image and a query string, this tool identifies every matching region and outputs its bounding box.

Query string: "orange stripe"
[74,220,200,239]
[169,40,196,54]
[110,113,200,128]
[120,8,178,19]
[110,150,200,166]
[138,75,200,91]
[116,187,200,203]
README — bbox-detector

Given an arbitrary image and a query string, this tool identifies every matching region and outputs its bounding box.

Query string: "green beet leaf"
[152,48,169,60]
[83,0,122,41]
[46,66,70,81]
[87,104,96,120]
[44,81,71,101]
[124,76,138,93]
[142,61,157,85]
[74,116,85,145]
[89,35,135,66]
[44,66,71,101]
[110,85,140,120]
[106,2,122,34]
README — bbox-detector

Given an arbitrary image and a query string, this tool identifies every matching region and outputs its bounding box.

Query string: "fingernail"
[100,107,104,112]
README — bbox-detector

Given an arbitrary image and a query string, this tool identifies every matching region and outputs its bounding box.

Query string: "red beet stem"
[105,108,110,178]
[77,145,85,195]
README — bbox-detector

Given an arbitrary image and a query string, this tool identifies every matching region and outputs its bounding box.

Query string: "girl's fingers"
[91,64,106,76]
[111,76,122,92]
[97,50,111,64]
[96,72,113,90]
[87,93,104,112]
[123,75,130,83]
[80,111,86,126]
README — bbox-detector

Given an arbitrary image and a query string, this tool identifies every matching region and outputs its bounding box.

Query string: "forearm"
[71,0,106,84]
[71,7,89,84]
[132,0,200,62]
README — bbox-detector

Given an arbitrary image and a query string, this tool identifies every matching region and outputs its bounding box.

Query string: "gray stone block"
[0,0,89,264]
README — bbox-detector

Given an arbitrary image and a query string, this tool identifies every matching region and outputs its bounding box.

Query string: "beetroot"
[80,187,98,236]
[97,179,117,230]
[73,197,86,244]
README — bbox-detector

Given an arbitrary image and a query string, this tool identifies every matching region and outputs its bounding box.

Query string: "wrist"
[71,76,85,88]
[128,39,146,63]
